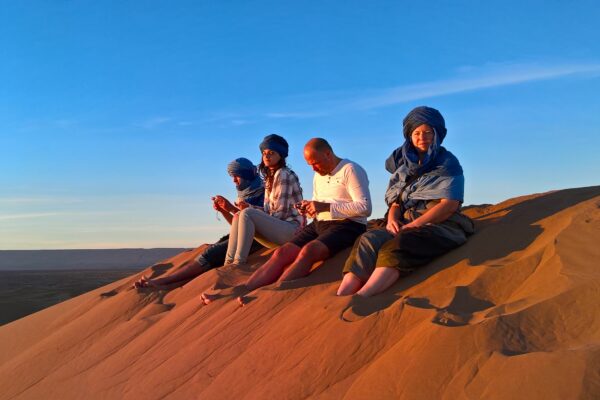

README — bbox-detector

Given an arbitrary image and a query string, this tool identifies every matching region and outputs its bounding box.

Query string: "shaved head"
[303,138,339,176]
[304,138,332,153]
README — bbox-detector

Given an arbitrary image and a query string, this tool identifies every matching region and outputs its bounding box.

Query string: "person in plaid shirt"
[201,138,371,306]
[223,134,305,265]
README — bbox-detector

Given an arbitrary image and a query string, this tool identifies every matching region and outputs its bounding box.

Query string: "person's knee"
[298,241,328,262]
[353,231,380,254]
[240,207,261,218]
[363,230,382,241]
[358,231,375,245]
[274,243,300,259]
[238,208,252,221]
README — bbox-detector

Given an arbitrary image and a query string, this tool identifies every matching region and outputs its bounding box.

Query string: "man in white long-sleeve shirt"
[239,138,372,299]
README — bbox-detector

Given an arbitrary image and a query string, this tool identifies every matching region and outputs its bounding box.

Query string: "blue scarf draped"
[384,130,464,210]
[237,175,265,207]
[227,157,265,206]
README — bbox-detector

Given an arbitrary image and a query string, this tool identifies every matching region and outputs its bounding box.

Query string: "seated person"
[201,138,372,305]
[133,157,264,289]
[337,106,475,298]
[224,134,305,265]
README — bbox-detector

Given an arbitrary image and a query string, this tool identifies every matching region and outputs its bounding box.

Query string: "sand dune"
[1,186,599,399]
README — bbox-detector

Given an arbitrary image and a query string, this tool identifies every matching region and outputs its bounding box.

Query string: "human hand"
[236,200,250,210]
[386,218,402,235]
[296,201,329,217]
[294,200,309,216]
[386,204,403,235]
[212,195,235,213]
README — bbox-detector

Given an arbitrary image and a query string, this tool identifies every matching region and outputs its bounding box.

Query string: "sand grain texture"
[1,187,600,399]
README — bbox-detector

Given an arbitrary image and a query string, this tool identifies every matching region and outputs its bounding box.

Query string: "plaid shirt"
[264,167,305,227]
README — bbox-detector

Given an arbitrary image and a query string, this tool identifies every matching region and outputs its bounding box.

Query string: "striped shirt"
[264,167,305,227]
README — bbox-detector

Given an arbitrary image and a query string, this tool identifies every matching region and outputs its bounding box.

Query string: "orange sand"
[1,186,599,399]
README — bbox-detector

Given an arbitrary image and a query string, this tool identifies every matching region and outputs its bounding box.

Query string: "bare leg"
[245,243,301,291]
[145,260,210,287]
[279,240,329,281]
[336,272,364,296]
[356,267,400,297]
[201,243,301,305]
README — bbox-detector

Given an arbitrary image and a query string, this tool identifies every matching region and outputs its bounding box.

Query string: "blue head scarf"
[227,158,257,181]
[259,134,289,158]
[402,105,447,143]
[385,106,464,210]
[227,158,265,207]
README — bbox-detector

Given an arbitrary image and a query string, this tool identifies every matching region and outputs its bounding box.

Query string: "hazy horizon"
[0,248,187,270]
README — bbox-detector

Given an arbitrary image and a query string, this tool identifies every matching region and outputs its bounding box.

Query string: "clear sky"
[2,1,599,250]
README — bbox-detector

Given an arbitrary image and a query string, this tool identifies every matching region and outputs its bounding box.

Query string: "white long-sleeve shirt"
[312,159,372,224]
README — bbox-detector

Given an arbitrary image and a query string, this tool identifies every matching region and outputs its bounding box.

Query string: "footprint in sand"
[404,286,495,327]
[132,302,175,321]
[131,291,175,320]
[339,294,402,322]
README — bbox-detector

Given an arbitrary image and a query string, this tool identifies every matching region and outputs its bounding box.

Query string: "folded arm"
[402,199,460,230]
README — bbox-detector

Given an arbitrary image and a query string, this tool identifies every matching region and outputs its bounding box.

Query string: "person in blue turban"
[133,157,265,290]
[337,106,475,297]
[219,133,305,267]
[201,134,307,304]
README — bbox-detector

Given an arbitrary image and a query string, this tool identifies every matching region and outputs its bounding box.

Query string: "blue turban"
[403,106,447,143]
[227,158,257,181]
[384,106,464,210]
[259,134,289,158]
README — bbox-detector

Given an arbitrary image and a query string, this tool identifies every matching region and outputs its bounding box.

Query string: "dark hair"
[258,158,287,192]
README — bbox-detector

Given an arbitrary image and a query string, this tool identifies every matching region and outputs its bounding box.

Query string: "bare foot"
[200,291,222,305]
[132,275,150,289]
[133,276,166,290]
[336,273,364,296]
[237,296,246,307]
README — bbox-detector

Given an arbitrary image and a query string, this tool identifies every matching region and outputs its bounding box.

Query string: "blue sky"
[1,1,599,249]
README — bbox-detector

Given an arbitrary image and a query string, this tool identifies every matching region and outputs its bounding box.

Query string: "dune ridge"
[1,186,599,399]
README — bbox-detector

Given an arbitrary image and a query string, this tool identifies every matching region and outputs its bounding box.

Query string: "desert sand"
[1,186,599,399]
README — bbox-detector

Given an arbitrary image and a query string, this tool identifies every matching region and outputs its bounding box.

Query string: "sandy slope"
[1,186,599,400]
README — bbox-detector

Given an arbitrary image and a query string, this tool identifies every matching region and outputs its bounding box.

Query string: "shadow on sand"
[340,186,600,319]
